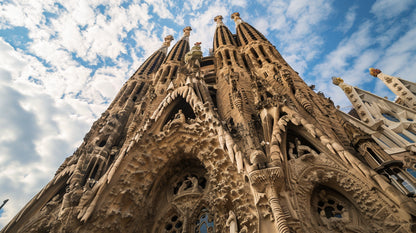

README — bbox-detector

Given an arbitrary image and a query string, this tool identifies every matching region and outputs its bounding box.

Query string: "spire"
[165,27,191,62]
[232,12,268,45]
[134,35,174,76]
[213,15,237,50]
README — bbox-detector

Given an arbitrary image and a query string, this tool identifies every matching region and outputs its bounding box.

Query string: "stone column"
[249,167,290,233]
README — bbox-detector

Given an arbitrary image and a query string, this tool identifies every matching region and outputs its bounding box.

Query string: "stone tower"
[2,13,416,233]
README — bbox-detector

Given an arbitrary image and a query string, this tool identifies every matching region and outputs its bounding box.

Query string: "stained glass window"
[195,209,214,233]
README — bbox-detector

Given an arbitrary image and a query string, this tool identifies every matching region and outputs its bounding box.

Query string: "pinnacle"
[231,12,243,25]
[369,68,381,77]
[163,35,174,47]
[183,26,192,37]
[214,15,225,27]
[332,77,344,86]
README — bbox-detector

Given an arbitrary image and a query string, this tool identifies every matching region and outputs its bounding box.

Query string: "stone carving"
[226,210,238,233]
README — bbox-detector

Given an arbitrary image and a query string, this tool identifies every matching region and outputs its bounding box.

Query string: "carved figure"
[226,210,238,233]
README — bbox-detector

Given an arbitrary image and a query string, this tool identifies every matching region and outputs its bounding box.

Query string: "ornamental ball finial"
[369,68,381,77]
[332,77,344,86]
[183,26,192,37]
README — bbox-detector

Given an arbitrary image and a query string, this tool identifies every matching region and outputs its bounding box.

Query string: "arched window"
[195,208,214,233]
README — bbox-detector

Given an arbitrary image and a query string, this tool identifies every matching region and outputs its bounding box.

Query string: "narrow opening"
[225,50,231,60]
[98,139,106,147]
[250,48,259,58]
[259,45,267,58]
[226,30,235,46]
[171,66,178,78]
[242,55,250,71]
[220,27,226,45]
[208,86,218,109]
[215,28,220,48]
[233,50,239,66]
[237,26,248,44]
[366,147,383,164]
[241,24,257,40]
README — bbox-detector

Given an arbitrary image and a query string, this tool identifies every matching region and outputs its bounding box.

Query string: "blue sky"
[0,0,416,228]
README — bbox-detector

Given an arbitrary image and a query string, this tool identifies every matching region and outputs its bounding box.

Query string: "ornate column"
[249,167,289,233]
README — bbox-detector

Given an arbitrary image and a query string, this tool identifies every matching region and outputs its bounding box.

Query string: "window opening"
[237,26,248,45]
[242,55,250,71]
[382,113,400,122]
[220,27,226,45]
[226,30,235,46]
[165,214,183,233]
[398,132,415,143]
[195,208,214,233]
[366,147,383,164]
[242,24,257,40]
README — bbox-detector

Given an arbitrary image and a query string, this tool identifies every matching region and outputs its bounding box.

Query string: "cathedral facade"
[2,13,416,233]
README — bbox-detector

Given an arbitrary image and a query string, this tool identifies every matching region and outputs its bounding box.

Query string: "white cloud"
[337,5,357,33]
[370,0,415,19]
[313,21,374,80]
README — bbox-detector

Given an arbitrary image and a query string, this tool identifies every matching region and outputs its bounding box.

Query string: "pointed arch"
[283,124,321,161]
[148,86,207,132]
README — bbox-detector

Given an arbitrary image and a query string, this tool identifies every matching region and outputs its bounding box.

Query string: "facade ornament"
[249,167,290,233]
[185,42,203,65]
[369,68,381,77]
[231,12,243,25]
[214,15,225,27]
[163,35,174,47]
[226,210,238,233]
[183,26,192,37]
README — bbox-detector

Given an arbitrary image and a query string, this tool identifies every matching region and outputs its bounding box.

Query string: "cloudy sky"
[0,0,416,227]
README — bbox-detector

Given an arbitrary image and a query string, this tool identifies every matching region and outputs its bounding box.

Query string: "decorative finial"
[214,15,224,26]
[369,68,381,77]
[183,26,192,37]
[184,42,203,64]
[332,77,344,86]
[231,12,243,25]
[163,35,174,47]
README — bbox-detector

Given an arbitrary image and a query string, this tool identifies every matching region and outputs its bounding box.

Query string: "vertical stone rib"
[268,196,290,233]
